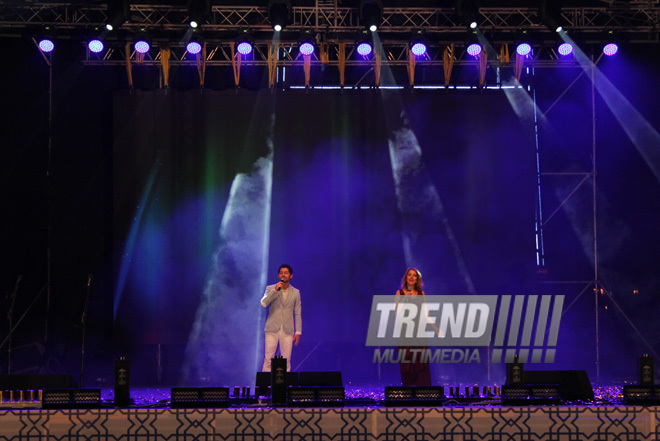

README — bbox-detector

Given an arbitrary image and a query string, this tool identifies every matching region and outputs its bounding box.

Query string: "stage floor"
[2,386,659,440]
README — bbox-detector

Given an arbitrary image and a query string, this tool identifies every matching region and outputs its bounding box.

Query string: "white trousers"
[262,327,293,372]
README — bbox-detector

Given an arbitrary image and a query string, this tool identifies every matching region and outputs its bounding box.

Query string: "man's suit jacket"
[261,284,302,335]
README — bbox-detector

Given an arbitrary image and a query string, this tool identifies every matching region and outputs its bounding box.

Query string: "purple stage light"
[88,39,104,53]
[299,42,314,56]
[38,38,55,53]
[135,40,150,54]
[516,43,531,56]
[187,41,202,55]
[603,43,618,56]
[237,41,252,55]
[466,43,482,57]
[557,42,573,56]
[411,42,427,56]
[357,42,373,56]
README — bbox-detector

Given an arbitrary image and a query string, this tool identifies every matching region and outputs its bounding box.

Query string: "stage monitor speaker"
[523,370,594,402]
[170,387,230,408]
[501,385,561,405]
[0,375,77,390]
[41,389,101,409]
[384,386,444,407]
[298,371,343,387]
[622,385,660,405]
[287,386,345,407]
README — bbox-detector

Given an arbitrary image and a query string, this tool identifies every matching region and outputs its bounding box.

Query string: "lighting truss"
[0,3,659,41]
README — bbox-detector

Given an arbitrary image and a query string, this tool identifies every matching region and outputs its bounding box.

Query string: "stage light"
[236,33,253,55]
[411,42,427,56]
[603,42,618,56]
[268,0,291,32]
[539,0,566,33]
[516,42,532,56]
[185,31,203,54]
[134,32,150,54]
[186,39,202,55]
[456,0,480,30]
[38,37,55,53]
[237,41,252,54]
[105,0,129,31]
[188,0,210,29]
[236,31,253,55]
[410,32,428,57]
[88,39,105,53]
[467,42,482,57]
[557,42,573,56]
[299,41,314,56]
[357,41,373,56]
[360,0,382,32]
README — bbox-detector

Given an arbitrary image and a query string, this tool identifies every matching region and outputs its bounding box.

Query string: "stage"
[1,387,659,440]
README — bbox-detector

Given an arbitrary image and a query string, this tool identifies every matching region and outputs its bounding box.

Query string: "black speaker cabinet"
[523,370,594,401]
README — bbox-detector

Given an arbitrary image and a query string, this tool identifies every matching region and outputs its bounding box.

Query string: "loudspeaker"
[501,384,561,405]
[171,387,230,408]
[287,386,345,407]
[639,355,654,385]
[623,385,660,405]
[255,372,299,396]
[384,386,444,407]
[41,389,101,409]
[523,370,594,401]
[0,375,77,390]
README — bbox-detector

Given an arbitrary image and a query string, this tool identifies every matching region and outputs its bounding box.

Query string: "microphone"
[276,276,286,291]
[87,274,93,288]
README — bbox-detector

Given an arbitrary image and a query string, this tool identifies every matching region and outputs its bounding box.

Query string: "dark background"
[1,35,659,388]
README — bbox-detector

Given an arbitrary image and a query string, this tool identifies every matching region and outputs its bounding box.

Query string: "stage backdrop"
[112,89,537,386]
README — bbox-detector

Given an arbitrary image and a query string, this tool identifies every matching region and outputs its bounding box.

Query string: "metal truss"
[1,2,659,41]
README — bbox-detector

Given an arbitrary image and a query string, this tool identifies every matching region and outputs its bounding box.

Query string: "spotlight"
[411,42,427,56]
[133,31,150,54]
[557,42,573,56]
[105,0,129,31]
[516,42,532,56]
[410,32,428,57]
[268,0,291,32]
[88,39,105,53]
[38,36,55,53]
[603,42,618,56]
[456,0,480,30]
[466,42,482,57]
[539,0,566,33]
[299,41,315,56]
[186,33,203,55]
[188,0,210,29]
[356,40,373,57]
[360,0,382,32]
[236,32,253,55]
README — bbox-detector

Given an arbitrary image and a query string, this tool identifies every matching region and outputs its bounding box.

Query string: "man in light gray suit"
[261,264,302,372]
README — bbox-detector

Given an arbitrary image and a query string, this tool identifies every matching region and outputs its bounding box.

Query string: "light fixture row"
[35,35,620,59]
